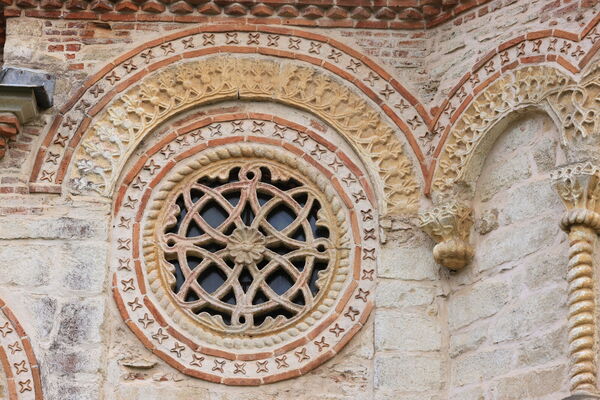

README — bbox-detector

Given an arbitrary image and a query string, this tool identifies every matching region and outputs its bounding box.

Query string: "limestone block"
[523,246,568,290]
[478,150,532,202]
[451,348,514,387]
[116,386,211,400]
[489,366,566,400]
[448,280,510,331]
[375,354,443,392]
[376,280,439,308]
[496,180,562,226]
[375,310,442,352]
[42,378,101,400]
[44,346,103,375]
[27,295,58,339]
[516,327,568,368]
[61,242,108,293]
[55,298,105,346]
[474,217,558,273]
[450,327,488,358]
[491,289,566,344]
[0,244,55,286]
[378,244,439,281]
[449,386,485,400]
[0,216,107,240]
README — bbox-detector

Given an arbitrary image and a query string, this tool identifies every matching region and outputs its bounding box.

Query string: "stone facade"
[0,0,599,399]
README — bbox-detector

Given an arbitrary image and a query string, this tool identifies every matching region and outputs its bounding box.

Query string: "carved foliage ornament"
[419,202,474,270]
[71,56,418,214]
[433,66,600,194]
[113,122,377,385]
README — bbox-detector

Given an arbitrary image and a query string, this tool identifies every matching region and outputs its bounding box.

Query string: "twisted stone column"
[552,162,600,397]
[419,201,474,270]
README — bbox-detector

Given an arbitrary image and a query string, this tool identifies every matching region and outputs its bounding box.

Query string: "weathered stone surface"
[55,299,105,346]
[490,366,566,400]
[376,280,439,308]
[516,327,568,368]
[375,310,442,352]
[61,242,107,293]
[375,354,443,392]
[491,289,566,344]
[379,244,439,281]
[451,348,514,387]
[0,244,55,286]
[448,280,510,330]
[450,327,487,358]
[474,217,559,273]
[0,216,107,240]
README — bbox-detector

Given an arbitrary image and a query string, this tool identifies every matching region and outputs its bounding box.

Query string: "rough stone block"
[490,366,566,399]
[375,310,442,352]
[448,280,510,330]
[491,289,566,344]
[451,348,514,387]
[55,298,105,346]
[379,244,439,281]
[376,279,439,308]
[375,354,443,392]
[474,217,558,273]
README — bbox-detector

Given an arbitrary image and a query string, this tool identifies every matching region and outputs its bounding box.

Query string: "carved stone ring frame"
[112,115,377,384]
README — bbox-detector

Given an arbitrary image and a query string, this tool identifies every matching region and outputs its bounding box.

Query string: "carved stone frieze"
[69,56,418,214]
[418,201,474,270]
[432,65,600,196]
[552,161,600,396]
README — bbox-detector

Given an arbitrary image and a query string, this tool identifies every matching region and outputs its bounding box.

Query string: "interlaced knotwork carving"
[161,162,335,334]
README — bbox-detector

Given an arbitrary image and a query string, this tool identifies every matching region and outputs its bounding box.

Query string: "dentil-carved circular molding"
[112,117,377,385]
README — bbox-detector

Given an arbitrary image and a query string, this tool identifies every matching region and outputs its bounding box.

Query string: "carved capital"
[419,202,474,270]
[551,162,600,233]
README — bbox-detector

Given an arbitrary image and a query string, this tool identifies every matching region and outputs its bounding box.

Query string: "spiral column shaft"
[566,225,598,393]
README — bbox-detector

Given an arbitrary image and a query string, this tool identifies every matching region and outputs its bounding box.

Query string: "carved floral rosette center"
[112,117,377,385]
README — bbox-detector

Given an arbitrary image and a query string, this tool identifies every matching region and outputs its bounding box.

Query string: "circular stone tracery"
[112,116,377,385]
[159,159,341,335]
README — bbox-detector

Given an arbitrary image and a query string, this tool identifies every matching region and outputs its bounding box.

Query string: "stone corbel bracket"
[0,67,54,159]
[551,161,600,397]
[419,201,474,270]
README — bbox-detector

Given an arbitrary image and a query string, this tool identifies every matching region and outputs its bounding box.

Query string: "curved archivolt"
[431,64,600,196]
[66,56,419,214]
[0,300,43,400]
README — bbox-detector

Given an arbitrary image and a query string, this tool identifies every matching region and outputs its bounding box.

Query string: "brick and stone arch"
[429,48,600,197]
[0,300,43,400]
[28,26,423,214]
[34,27,422,386]
[424,26,600,397]
[3,2,600,398]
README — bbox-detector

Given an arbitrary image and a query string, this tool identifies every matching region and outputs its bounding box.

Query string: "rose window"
[160,162,336,334]
[113,130,377,384]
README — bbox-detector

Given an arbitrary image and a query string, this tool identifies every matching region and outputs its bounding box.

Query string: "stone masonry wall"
[0,1,596,399]
[448,113,570,400]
